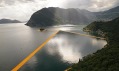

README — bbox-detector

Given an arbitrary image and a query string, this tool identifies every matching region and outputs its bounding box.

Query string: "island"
[0,19,21,24]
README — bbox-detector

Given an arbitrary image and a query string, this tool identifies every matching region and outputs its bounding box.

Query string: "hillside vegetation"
[68,17,119,71]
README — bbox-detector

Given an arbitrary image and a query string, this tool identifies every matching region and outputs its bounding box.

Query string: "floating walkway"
[62,31,105,40]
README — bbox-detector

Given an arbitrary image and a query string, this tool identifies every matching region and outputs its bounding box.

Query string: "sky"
[0,0,119,21]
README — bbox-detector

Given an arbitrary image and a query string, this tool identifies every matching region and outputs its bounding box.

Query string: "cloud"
[0,0,48,21]
[0,0,119,21]
[61,0,119,11]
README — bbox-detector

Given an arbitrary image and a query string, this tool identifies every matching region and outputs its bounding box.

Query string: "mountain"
[26,6,119,27]
[26,7,96,27]
[68,17,119,71]
[94,6,119,21]
[0,19,21,24]
[104,6,119,13]
[83,17,119,44]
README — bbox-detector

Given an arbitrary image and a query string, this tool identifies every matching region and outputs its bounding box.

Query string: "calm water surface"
[0,23,107,71]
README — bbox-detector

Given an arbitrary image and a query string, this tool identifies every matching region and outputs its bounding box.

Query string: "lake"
[0,23,107,71]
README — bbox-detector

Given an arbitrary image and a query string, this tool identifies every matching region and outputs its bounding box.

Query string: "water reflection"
[47,32,107,63]
[47,25,86,33]
[47,34,81,63]
[20,31,107,71]
[20,45,70,71]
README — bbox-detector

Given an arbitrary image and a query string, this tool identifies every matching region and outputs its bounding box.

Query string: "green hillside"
[68,17,119,71]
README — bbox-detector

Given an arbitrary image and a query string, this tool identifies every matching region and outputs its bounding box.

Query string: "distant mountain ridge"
[0,19,21,24]
[26,6,119,27]
[94,6,119,21]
